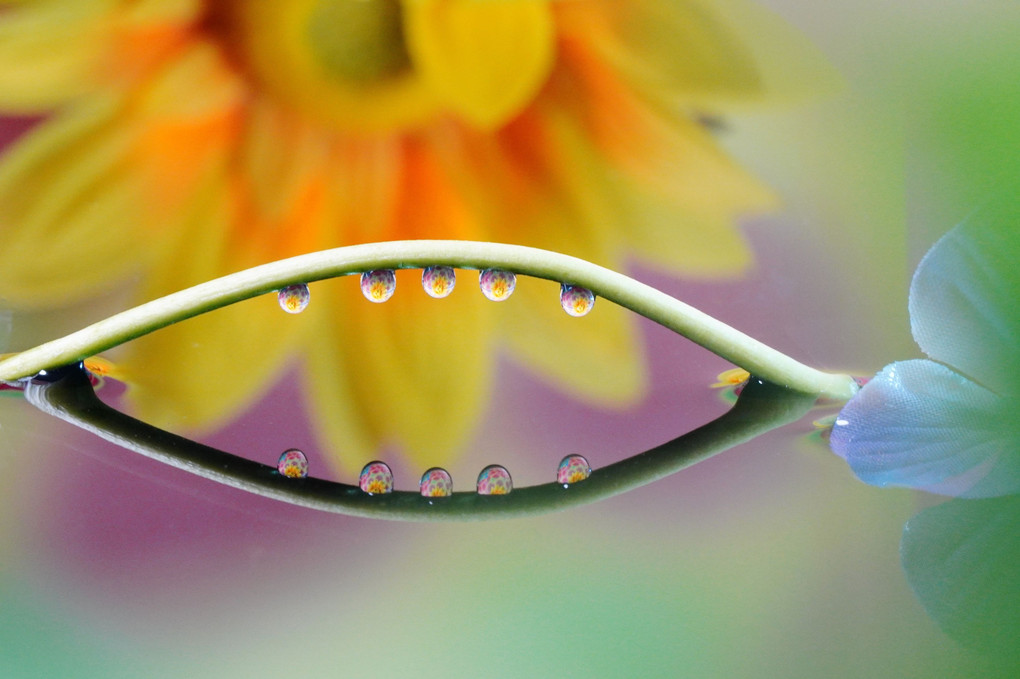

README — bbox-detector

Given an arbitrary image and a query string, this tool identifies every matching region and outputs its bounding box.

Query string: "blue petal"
[829,359,1020,498]
[909,203,1020,396]
[901,495,1020,657]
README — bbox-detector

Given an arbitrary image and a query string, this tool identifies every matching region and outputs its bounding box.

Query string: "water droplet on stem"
[278,284,311,313]
[361,270,396,303]
[559,284,595,317]
[479,269,516,301]
[422,266,456,298]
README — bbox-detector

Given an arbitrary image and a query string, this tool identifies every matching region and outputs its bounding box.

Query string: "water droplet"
[559,284,595,317]
[278,284,310,314]
[479,269,516,301]
[277,448,309,478]
[557,455,592,485]
[361,270,396,303]
[419,467,453,497]
[359,461,394,494]
[422,266,456,299]
[476,464,513,495]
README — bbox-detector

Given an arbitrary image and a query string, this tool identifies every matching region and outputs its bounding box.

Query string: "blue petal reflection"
[901,494,1020,658]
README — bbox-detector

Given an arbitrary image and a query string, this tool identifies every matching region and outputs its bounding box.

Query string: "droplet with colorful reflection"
[476,464,513,495]
[278,284,310,314]
[277,448,309,478]
[419,467,453,497]
[557,455,592,485]
[360,269,396,303]
[422,266,456,299]
[559,284,595,317]
[359,461,394,494]
[479,269,516,301]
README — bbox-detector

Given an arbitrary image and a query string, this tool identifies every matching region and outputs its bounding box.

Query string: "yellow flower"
[0,0,805,470]
[710,367,751,389]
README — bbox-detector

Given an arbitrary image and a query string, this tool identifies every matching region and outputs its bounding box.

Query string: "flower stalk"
[0,240,858,401]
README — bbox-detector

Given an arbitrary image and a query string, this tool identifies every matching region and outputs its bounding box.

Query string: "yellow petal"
[306,273,497,472]
[0,1,202,112]
[117,0,200,24]
[696,0,841,105]
[307,140,496,470]
[555,0,757,107]
[0,3,112,111]
[552,31,777,217]
[556,0,836,110]
[239,102,324,225]
[501,275,646,407]
[613,110,777,217]
[303,292,377,472]
[447,113,647,404]
[0,96,153,307]
[403,0,555,129]
[122,176,306,431]
[131,41,245,121]
[0,41,243,309]
[126,42,246,212]
[617,196,754,278]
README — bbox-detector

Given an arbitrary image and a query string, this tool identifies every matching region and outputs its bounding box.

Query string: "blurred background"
[1,1,1018,676]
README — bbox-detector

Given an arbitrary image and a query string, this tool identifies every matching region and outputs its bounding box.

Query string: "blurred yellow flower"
[0,0,803,468]
[711,367,750,389]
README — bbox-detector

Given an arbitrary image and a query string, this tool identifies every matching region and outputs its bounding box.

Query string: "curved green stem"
[26,364,817,522]
[0,240,857,400]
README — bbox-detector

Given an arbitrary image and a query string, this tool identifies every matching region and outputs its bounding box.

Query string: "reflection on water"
[902,495,1020,658]
[19,361,817,520]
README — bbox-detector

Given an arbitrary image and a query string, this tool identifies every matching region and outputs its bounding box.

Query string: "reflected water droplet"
[359,461,394,494]
[560,284,595,317]
[422,266,456,299]
[479,269,516,301]
[476,464,513,495]
[277,448,309,478]
[557,455,592,485]
[361,270,396,303]
[419,467,453,497]
[278,284,310,314]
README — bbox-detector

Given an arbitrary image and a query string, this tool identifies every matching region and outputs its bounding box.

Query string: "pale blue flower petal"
[829,359,1020,498]
[901,494,1020,657]
[909,203,1020,396]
